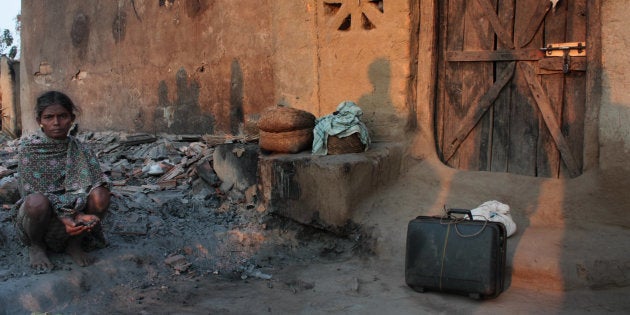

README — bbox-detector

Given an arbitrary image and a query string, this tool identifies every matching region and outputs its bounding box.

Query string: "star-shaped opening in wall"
[324,0,384,31]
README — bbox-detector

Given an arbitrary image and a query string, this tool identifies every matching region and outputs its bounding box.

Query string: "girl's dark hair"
[35,91,80,119]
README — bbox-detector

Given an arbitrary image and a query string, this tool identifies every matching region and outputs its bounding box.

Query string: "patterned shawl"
[18,133,109,219]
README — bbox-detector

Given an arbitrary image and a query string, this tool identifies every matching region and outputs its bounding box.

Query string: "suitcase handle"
[447,208,473,220]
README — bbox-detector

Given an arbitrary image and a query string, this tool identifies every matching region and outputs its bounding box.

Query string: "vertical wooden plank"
[435,0,449,162]
[559,0,587,178]
[439,0,466,169]
[474,0,515,49]
[491,0,515,173]
[508,0,541,176]
[416,0,439,160]
[537,0,567,178]
[458,0,494,171]
[508,67,539,177]
[583,0,602,171]
[516,0,552,49]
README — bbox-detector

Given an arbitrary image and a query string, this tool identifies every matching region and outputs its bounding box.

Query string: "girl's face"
[37,104,75,140]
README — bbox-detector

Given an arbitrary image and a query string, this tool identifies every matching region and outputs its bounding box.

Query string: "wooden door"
[435,0,592,178]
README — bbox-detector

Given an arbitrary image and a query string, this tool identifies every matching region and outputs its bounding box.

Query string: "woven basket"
[327,133,364,155]
[259,128,313,153]
[257,106,316,133]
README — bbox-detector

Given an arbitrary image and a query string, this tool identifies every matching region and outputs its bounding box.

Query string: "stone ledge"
[258,142,404,234]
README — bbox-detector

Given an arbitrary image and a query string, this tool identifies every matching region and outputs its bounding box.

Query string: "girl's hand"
[60,214,100,236]
[75,213,100,227]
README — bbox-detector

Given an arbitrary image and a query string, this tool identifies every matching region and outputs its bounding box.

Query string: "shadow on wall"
[230,59,244,135]
[155,68,216,134]
[71,12,90,60]
[358,58,398,140]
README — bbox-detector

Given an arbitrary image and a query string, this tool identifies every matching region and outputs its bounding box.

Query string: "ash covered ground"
[0,132,366,314]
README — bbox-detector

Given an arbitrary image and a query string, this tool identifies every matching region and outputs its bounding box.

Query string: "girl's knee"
[88,187,111,214]
[22,194,51,217]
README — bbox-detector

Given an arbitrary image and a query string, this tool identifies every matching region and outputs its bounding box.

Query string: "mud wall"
[599,0,630,171]
[257,0,415,141]
[0,57,20,138]
[20,0,275,135]
[20,1,415,142]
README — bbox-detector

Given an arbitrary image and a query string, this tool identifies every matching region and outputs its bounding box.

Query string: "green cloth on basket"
[312,101,371,155]
[17,133,110,219]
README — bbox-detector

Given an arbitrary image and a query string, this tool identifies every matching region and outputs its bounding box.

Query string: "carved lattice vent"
[324,0,384,31]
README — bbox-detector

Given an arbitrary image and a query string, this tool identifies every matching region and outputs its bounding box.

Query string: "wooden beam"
[520,62,581,177]
[443,62,516,161]
[538,57,586,73]
[447,49,544,62]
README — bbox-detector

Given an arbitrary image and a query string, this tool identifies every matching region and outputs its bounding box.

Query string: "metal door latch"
[540,42,586,74]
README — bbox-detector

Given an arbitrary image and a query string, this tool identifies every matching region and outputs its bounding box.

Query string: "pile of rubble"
[97,133,221,191]
[0,133,261,275]
[0,131,254,211]
[0,131,358,283]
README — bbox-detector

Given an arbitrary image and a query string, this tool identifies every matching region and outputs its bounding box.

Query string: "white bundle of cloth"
[469,200,517,237]
[311,101,371,155]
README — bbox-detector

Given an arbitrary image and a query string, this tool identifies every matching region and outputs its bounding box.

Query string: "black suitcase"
[405,209,507,299]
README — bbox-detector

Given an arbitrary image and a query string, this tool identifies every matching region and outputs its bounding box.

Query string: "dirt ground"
[1,133,630,314]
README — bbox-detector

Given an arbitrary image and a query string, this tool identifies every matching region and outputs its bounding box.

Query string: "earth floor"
[1,134,630,314]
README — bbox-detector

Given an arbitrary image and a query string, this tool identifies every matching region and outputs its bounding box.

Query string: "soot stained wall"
[21,0,274,135]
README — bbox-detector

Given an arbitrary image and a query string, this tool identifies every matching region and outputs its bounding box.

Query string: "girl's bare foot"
[66,238,95,267]
[29,244,54,270]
